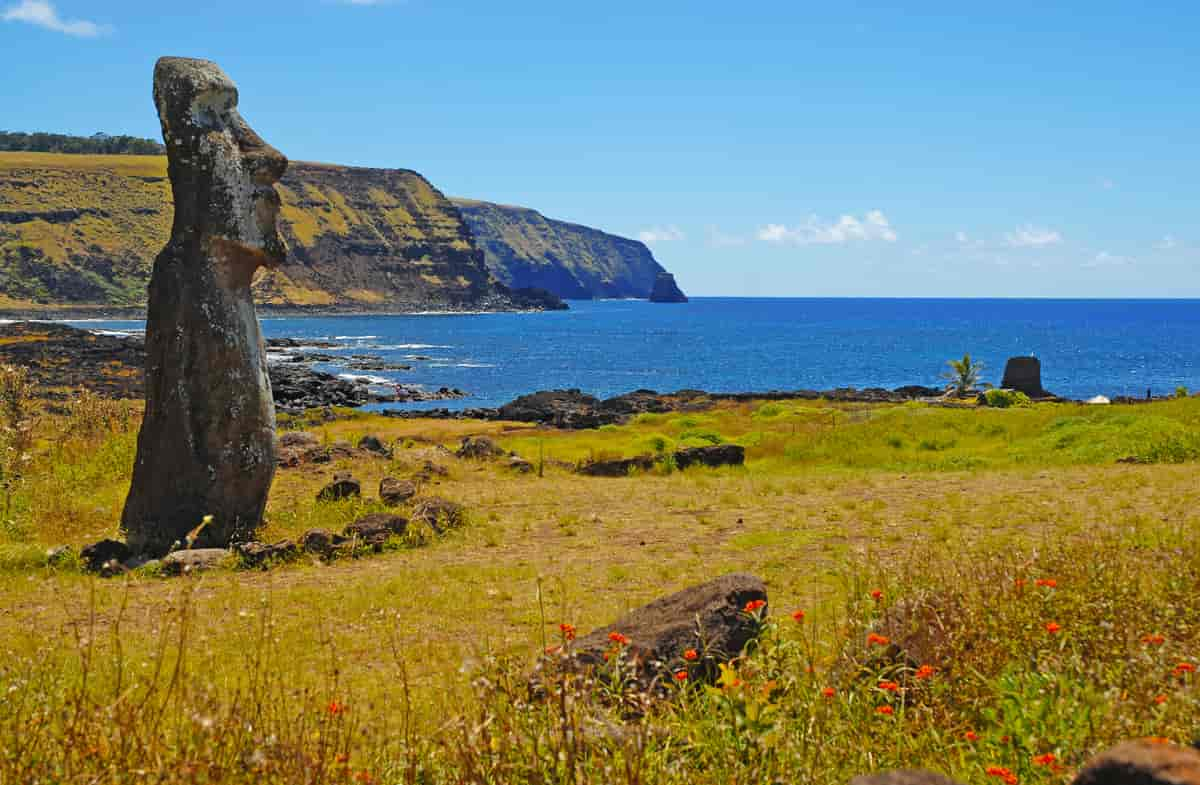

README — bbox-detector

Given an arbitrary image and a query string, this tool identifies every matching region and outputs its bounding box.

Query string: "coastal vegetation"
[0,386,1197,782]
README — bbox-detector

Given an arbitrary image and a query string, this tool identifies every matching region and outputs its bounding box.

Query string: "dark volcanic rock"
[566,573,766,691]
[235,539,298,568]
[455,435,505,460]
[317,474,361,502]
[120,57,286,556]
[577,454,658,477]
[357,434,391,457]
[299,528,347,557]
[411,497,466,533]
[648,271,688,303]
[379,476,418,505]
[81,538,131,572]
[1000,356,1053,399]
[498,389,608,428]
[1073,739,1200,785]
[851,772,966,785]
[344,513,408,547]
[160,548,231,575]
[674,444,745,470]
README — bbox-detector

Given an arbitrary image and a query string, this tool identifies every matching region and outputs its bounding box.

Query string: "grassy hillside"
[0,395,1198,782]
[0,152,547,312]
[454,197,670,299]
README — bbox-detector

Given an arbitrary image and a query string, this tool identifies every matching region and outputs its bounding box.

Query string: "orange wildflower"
[608,631,629,646]
[1044,621,1062,634]
[1032,753,1056,766]
[870,589,883,601]
[876,705,894,715]
[744,599,766,613]
[965,731,980,742]
[1146,736,1172,745]
[915,664,935,679]
[1014,578,1027,589]
[1141,633,1165,645]
[353,772,375,784]
[866,633,890,646]
[986,766,1018,785]
[1034,578,1057,588]
[821,687,835,698]
[791,609,806,623]
[1173,662,1195,676]
[559,623,576,641]
[545,645,563,655]
[327,700,346,716]
[878,680,900,692]
[674,670,688,681]
[1154,694,1168,705]
[683,648,698,661]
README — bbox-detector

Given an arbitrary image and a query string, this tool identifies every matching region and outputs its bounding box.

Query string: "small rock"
[317,475,362,502]
[299,528,346,557]
[46,545,74,565]
[379,477,417,505]
[411,497,466,533]
[81,539,131,572]
[161,548,231,576]
[235,539,298,568]
[343,513,408,548]
[1073,739,1200,785]
[508,455,535,473]
[357,435,391,457]
[673,444,745,470]
[456,435,505,460]
[851,773,966,785]
[577,454,657,477]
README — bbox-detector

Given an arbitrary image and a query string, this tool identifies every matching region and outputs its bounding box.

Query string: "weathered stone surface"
[566,573,767,690]
[121,57,287,555]
[357,434,391,457]
[411,497,466,533]
[317,474,361,502]
[648,271,688,303]
[508,455,535,473]
[577,454,657,477]
[1073,740,1200,785]
[674,444,745,470]
[234,539,298,567]
[81,539,131,572]
[344,513,408,547]
[161,548,231,575]
[851,771,966,785]
[1000,356,1053,399]
[379,477,417,505]
[455,435,505,460]
[299,528,346,557]
[46,545,74,566]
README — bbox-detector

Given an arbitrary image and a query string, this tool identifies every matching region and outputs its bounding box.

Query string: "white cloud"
[1,0,109,36]
[757,210,897,245]
[637,225,685,244]
[1083,251,1132,268]
[1154,235,1178,251]
[1004,225,1063,248]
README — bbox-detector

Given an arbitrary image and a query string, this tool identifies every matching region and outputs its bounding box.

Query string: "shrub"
[984,389,1032,408]
[1177,386,1190,398]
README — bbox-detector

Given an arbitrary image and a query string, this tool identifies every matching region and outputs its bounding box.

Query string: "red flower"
[1044,621,1061,634]
[878,680,900,692]
[876,705,894,715]
[608,631,629,646]
[791,609,806,623]
[986,766,1018,785]
[545,645,563,655]
[1141,633,1165,645]
[822,687,835,698]
[1033,754,1056,766]
[1154,694,1168,705]
[870,589,883,601]
[744,599,766,614]
[353,772,375,784]
[674,670,688,681]
[915,664,935,680]
[965,731,980,742]
[1173,662,1195,676]
[326,700,346,716]
[866,633,890,646]
[1014,578,1027,589]
[683,648,698,661]
[1034,578,1057,588]
[559,623,576,641]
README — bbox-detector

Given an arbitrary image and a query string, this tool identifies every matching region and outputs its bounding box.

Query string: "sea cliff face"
[0,152,560,312]
[452,198,671,300]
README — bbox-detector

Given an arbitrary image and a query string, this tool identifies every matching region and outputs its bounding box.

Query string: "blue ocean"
[71,298,1200,409]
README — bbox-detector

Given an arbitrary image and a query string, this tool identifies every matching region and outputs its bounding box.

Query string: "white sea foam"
[456,363,495,368]
[337,373,392,385]
[333,335,379,340]
[369,343,452,350]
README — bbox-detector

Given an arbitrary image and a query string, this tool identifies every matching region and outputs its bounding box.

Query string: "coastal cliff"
[452,198,676,300]
[0,152,561,313]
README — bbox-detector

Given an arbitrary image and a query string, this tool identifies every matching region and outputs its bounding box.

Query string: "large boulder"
[343,513,408,548]
[497,389,611,429]
[564,573,767,691]
[1000,356,1053,399]
[121,57,287,556]
[456,435,505,460]
[317,473,361,502]
[577,454,657,477]
[80,539,131,573]
[1073,740,1200,785]
[674,444,745,470]
[379,477,417,505]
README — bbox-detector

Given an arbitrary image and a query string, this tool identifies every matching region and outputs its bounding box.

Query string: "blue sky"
[3,1,1198,297]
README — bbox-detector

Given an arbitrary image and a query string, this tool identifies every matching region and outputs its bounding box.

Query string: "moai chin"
[121,57,286,555]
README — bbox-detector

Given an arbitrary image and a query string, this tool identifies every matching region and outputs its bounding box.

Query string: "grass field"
[0,394,1197,783]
